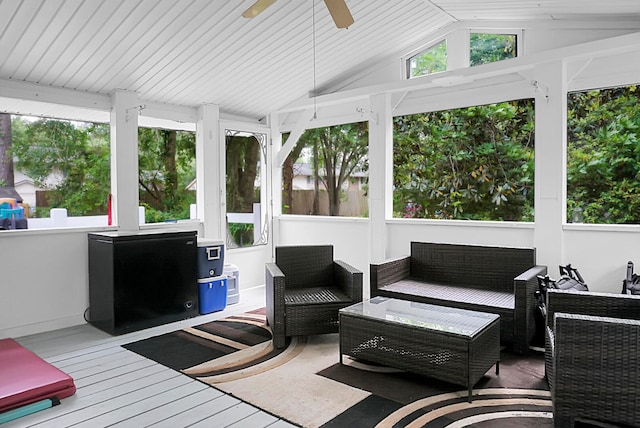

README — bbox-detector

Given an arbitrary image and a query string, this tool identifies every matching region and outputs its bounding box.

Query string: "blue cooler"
[198,275,228,314]
[197,239,225,278]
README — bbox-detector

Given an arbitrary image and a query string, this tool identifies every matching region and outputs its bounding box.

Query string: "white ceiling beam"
[0,78,110,111]
[274,30,640,116]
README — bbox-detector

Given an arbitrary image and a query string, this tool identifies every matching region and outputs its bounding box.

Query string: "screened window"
[138,127,196,224]
[393,100,535,221]
[407,40,447,78]
[282,122,368,217]
[4,114,111,229]
[470,33,517,67]
[567,84,640,224]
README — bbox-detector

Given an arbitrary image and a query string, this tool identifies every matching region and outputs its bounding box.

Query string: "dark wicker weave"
[339,297,500,401]
[552,312,640,427]
[265,245,363,349]
[544,289,640,427]
[370,242,546,354]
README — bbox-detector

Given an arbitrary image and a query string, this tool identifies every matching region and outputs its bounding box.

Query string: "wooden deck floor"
[4,286,297,428]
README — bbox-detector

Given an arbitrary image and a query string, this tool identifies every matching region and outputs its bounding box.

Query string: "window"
[138,127,196,224]
[5,114,111,229]
[393,100,535,221]
[567,84,640,224]
[470,33,517,67]
[407,40,447,78]
[282,122,368,217]
[225,129,267,247]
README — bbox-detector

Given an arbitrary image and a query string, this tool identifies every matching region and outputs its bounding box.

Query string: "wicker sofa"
[545,289,640,427]
[370,242,546,354]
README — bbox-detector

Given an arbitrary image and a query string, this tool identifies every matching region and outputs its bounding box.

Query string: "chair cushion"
[380,279,514,310]
[284,287,351,306]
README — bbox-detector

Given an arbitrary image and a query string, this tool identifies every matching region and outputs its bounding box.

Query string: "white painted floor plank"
[71,381,208,427]
[34,375,192,427]
[188,402,262,428]
[107,387,223,427]
[226,410,280,428]
[147,393,242,428]
[73,358,157,388]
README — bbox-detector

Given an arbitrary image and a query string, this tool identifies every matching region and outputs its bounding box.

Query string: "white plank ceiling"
[0,0,639,122]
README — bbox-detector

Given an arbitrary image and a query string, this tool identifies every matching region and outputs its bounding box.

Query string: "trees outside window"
[11,117,110,218]
[138,127,196,223]
[567,84,640,224]
[226,129,265,247]
[282,122,368,217]
[393,100,535,221]
[5,116,197,226]
[470,33,517,67]
[407,40,447,78]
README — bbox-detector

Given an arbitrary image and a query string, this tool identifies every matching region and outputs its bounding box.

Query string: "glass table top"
[340,296,499,337]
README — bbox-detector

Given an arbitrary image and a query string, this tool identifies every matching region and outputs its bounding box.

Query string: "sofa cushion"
[379,279,514,310]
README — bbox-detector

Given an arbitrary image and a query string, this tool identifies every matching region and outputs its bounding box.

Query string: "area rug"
[123,310,553,428]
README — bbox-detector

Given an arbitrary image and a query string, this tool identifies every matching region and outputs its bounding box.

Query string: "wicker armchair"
[265,245,363,349]
[545,289,640,427]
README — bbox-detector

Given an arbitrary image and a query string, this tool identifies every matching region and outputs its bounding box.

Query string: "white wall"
[275,215,370,293]
[563,226,640,293]
[274,217,639,296]
[0,229,92,338]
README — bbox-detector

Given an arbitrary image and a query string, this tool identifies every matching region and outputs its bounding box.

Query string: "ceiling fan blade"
[324,0,354,28]
[242,0,277,18]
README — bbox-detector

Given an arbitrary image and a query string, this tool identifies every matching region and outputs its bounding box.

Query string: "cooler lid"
[197,275,227,283]
[197,238,225,247]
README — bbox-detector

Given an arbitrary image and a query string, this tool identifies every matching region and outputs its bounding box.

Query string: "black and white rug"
[123,310,552,428]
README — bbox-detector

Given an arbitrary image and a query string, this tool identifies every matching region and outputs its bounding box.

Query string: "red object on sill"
[107,193,112,226]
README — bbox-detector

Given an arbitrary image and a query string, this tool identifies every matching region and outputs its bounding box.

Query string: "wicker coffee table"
[339,296,500,401]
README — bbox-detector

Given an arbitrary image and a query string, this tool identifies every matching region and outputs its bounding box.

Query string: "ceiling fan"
[242,0,354,29]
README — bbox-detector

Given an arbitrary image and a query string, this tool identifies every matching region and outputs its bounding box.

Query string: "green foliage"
[297,122,368,216]
[393,100,535,221]
[567,85,640,223]
[228,222,254,247]
[11,117,196,220]
[138,127,196,221]
[409,40,447,78]
[470,33,517,67]
[11,118,111,216]
[226,133,260,213]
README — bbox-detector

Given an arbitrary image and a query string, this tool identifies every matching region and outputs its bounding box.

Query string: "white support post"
[196,104,223,240]
[368,93,393,264]
[110,90,140,231]
[268,112,282,256]
[446,28,470,70]
[533,60,567,269]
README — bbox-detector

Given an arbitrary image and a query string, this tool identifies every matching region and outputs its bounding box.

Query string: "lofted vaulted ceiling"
[1,0,640,122]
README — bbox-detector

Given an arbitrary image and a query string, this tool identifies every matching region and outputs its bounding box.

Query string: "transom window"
[470,33,517,67]
[407,40,447,78]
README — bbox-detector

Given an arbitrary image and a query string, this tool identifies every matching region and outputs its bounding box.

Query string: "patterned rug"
[123,310,552,428]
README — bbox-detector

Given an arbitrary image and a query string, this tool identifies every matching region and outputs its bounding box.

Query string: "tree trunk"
[226,134,259,213]
[0,113,14,187]
[312,139,320,215]
[282,137,304,214]
[163,130,177,205]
